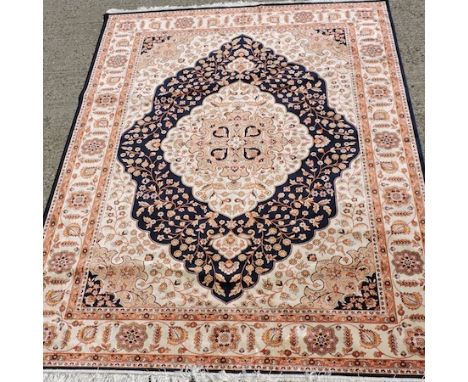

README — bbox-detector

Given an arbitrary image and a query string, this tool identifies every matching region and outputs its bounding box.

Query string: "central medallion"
[161,82,313,218]
[117,35,360,303]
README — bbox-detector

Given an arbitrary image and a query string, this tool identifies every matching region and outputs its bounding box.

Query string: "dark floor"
[43,0,424,207]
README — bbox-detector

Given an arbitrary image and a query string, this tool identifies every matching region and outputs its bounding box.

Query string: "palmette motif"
[44,2,424,377]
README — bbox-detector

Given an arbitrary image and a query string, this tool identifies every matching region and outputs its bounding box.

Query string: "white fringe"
[106,0,375,14]
[43,369,423,382]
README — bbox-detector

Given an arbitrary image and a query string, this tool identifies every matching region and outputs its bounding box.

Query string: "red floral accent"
[175,17,194,28]
[383,187,410,206]
[293,11,313,23]
[304,325,338,355]
[66,191,91,209]
[107,55,127,68]
[209,324,240,353]
[48,251,76,273]
[368,84,390,99]
[362,44,383,57]
[95,93,117,107]
[374,131,400,149]
[82,138,105,155]
[392,250,424,276]
[116,323,148,351]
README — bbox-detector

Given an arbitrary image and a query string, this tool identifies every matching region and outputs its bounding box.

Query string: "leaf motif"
[290,327,300,353]
[247,329,256,351]
[153,325,162,346]
[61,329,71,349]
[213,282,226,297]
[359,329,382,349]
[388,333,398,355]
[401,292,423,310]
[262,327,283,347]
[78,326,97,344]
[194,328,202,351]
[344,327,353,348]
[168,326,188,345]
[229,282,242,297]
[45,290,64,306]
[102,325,111,346]
[64,224,81,237]
[243,275,254,286]
[231,274,241,283]
[312,203,320,213]
[202,274,213,286]
[311,215,323,228]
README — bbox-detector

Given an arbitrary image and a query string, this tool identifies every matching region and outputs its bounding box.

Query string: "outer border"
[43,13,110,223]
[384,0,425,176]
[43,0,425,379]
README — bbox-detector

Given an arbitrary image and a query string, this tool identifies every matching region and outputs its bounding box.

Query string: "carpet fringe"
[43,369,423,382]
[106,0,376,14]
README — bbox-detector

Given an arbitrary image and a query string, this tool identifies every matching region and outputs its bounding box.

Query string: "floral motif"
[117,21,135,31]
[209,324,240,353]
[304,325,338,355]
[145,138,161,151]
[175,17,194,28]
[368,84,390,99]
[107,55,128,68]
[361,44,384,57]
[234,15,253,25]
[374,131,400,149]
[82,272,122,307]
[77,326,98,344]
[301,244,377,310]
[63,223,81,236]
[335,273,379,310]
[82,245,150,307]
[95,93,117,107]
[392,250,424,276]
[116,323,148,351]
[66,191,90,209]
[48,251,76,273]
[293,11,313,23]
[82,138,105,155]
[404,327,425,356]
[383,186,410,206]
[140,35,182,60]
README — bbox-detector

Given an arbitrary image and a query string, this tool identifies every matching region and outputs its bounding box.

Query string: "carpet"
[43,1,425,380]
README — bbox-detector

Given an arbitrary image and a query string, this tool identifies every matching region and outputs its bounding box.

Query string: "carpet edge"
[43,369,424,382]
[106,0,383,15]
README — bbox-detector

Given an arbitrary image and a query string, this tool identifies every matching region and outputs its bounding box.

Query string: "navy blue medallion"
[117,35,360,302]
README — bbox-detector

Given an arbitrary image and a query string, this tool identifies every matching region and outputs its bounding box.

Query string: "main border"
[43,0,425,379]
